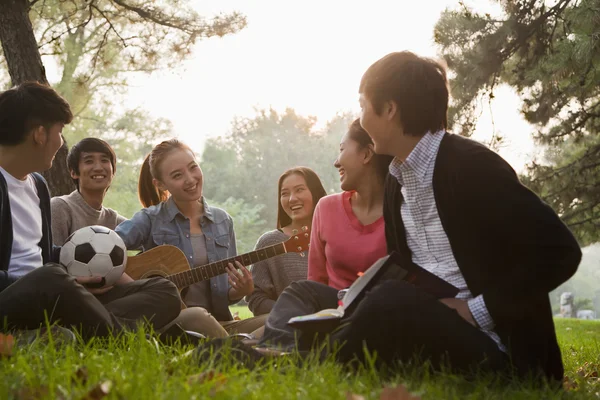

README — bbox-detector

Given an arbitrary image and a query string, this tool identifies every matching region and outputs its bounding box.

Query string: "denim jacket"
[115,197,236,321]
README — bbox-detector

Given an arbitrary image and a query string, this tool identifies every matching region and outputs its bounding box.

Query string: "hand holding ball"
[59,226,127,288]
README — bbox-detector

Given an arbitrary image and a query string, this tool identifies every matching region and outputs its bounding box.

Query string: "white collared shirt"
[389,131,505,352]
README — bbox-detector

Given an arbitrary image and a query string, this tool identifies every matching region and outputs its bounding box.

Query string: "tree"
[0,0,246,195]
[434,0,600,245]
[0,0,73,195]
[201,109,354,229]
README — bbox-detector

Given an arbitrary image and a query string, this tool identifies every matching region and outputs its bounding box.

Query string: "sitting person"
[308,119,392,289]
[0,82,180,340]
[51,137,125,245]
[246,167,327,316]
[116,139,266,338]
[259,51,581,384]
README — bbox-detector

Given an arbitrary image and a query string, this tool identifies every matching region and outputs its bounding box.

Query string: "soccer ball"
[59,225,127,287]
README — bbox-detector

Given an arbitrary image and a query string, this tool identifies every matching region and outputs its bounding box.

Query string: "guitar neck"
[166,242,287,290]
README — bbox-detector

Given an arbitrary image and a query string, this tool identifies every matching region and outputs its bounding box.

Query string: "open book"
[287,252,459,332]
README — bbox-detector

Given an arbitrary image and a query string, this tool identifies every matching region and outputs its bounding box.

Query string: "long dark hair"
[347,119,393,180]
[138,139,193,208]
[276,167,327,229]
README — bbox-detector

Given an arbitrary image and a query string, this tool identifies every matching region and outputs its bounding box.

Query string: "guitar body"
[124,227,310,312]
[126,245,191,280]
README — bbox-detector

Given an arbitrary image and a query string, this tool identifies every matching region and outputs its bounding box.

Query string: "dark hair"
[347,119,393,180]
[0,81,73,146]
[359,51,448,137]
[139,138,193,208]
[67,138,117,188]
[277,167,327,229]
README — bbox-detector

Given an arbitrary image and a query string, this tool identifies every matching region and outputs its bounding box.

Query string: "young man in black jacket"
[260,51,581,383]
[0,82,181,339]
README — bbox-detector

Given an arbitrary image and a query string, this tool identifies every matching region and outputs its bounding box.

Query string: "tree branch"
[37,5,93,49]
[109,0,196,34]
[90,5,128,48]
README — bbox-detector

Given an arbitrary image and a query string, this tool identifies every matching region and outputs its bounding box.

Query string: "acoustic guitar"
[125,227,310,297]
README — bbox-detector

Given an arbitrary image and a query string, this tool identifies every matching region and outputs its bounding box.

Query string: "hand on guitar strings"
[227,261,254,300]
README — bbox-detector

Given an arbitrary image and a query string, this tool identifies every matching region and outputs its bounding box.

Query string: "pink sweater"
[308,191,387,290]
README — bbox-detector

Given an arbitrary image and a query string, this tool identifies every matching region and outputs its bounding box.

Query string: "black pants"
[260,280,508,374]
[0,263,181,339]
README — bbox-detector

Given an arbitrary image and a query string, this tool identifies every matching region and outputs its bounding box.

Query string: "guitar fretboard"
[166,242,287,290]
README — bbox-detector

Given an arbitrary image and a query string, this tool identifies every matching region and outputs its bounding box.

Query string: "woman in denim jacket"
[116,139,266,338]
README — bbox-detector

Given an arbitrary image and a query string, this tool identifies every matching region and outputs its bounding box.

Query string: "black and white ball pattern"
[59,225,127,287]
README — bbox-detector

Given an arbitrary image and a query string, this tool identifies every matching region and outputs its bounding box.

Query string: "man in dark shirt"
[260,51,581,383]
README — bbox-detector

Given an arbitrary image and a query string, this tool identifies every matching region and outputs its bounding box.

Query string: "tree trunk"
[0,0,75,196]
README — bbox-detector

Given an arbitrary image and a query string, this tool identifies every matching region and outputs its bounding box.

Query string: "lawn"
[1,317,599,399]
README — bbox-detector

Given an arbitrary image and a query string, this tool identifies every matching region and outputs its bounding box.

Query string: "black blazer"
[0,172,59,292]
[383,133,581,382]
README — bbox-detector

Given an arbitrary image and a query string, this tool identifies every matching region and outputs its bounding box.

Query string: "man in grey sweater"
[51,138,125,246]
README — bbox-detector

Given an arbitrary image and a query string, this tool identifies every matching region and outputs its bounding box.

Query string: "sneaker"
[14,326,76,347]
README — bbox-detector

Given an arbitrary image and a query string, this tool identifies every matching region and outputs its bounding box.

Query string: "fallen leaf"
[72,366,89,385]
[563,376,578,391]
[346,392,366,400]
[576,362,600,379]
[0,333,15,358]
[187,370,227,396]
[81,381,112,400]
[187,370,227,386]
[380,385,421,400]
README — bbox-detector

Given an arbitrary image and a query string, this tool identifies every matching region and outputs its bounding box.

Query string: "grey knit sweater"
[50,190,126,246]
[246,229,308,316]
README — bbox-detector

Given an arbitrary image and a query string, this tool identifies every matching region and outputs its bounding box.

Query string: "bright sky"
[124,0,538,172]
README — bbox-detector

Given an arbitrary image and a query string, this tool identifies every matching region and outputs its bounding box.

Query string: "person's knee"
[180,307,212,321]
[30,263,74,291]
[176,307,227,338]
[143,277,181,318]
[287,279,332,298]
[353,281,428,322]
[287,280,312,293]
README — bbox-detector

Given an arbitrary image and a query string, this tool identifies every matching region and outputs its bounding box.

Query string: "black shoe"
[193,338,265,369]
[155,324,206,346]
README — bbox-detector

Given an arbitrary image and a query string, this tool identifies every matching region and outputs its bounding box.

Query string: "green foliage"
[0,0,247,206]
[434,0,600,244]
[574,298,595,312]
[201,108,354,230]
[1,319,600,398]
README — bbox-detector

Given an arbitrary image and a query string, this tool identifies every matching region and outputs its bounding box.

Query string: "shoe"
[155,324,206,346]
[14,326,76,347]
[193,338,265,369]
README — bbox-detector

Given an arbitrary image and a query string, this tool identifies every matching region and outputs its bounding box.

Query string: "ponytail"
[138,153,168,208]
[138,138,192,208]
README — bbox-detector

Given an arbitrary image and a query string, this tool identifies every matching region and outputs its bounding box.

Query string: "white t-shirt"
[0,167,43,278]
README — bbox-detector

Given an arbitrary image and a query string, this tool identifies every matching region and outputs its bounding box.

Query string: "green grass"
[1,319,599,399]
[229,304,254,320]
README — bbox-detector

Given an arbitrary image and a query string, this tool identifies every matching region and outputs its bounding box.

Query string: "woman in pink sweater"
[308,119,393,289]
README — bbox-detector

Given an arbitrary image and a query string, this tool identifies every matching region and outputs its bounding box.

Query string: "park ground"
[0,307,599,399]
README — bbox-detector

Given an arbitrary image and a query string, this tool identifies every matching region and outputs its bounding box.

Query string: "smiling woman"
[307,119,392,290]
[115,138,267,339]
[246,167,327,316]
